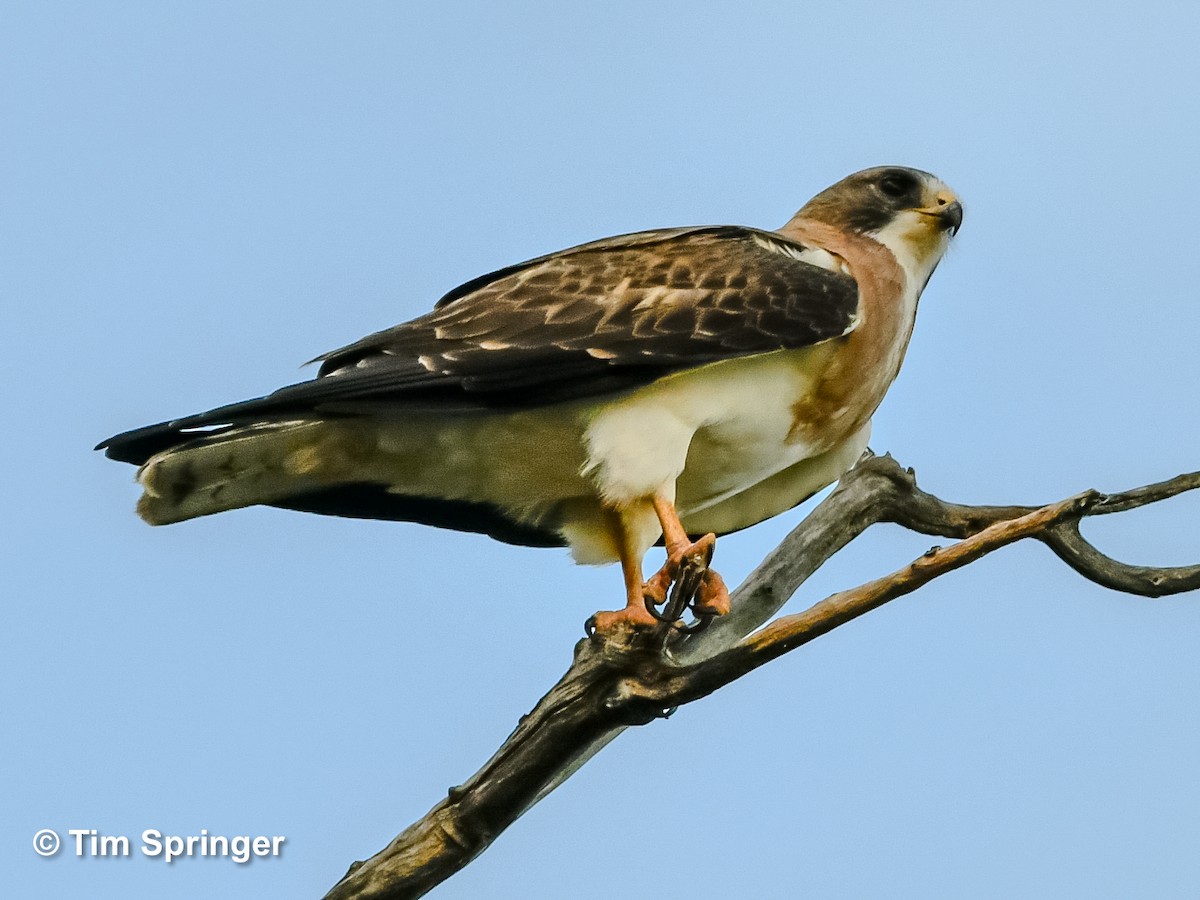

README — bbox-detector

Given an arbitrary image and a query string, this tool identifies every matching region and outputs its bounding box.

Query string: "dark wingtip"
[95,420,183,465]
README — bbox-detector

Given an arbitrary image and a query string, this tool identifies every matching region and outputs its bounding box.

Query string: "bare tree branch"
[1044,522,1200,596]
[322,455,1200,900]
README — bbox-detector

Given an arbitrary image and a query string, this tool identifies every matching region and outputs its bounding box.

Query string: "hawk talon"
[693,569,731,617]
[586,604,659,635]
[644,536,727,629]
[646,556,703,622]
[676,615,713,636]
[643,569,671,605]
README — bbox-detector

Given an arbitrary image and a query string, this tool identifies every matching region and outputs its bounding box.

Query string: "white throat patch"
[868,210,952,294]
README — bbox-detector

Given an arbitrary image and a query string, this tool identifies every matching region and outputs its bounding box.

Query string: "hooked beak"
[917,190,963,236]
[938,200,963,235]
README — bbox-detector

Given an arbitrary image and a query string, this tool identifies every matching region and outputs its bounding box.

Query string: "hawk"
[98,166,962,631]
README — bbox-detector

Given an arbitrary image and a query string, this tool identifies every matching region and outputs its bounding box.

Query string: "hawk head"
[795,165,962,287]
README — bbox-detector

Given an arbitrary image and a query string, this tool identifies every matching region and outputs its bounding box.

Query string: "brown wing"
[99,226,858,464]
[313,225,857,396]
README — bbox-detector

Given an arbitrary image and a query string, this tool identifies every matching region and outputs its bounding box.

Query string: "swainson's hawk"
[98,166,962,630]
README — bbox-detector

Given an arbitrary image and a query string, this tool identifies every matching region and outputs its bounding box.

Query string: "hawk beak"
[915,193,962,236]
[938,200,963,235]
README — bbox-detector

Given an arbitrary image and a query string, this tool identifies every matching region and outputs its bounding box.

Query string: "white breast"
[582,345,835,509]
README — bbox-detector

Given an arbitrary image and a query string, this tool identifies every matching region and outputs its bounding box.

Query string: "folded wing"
[99,226,859,464]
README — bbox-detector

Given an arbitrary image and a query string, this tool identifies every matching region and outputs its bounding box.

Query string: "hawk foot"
[693,569,730,617]
[645,533,730,632]
[587,533,730,638]
[586,604,659,636]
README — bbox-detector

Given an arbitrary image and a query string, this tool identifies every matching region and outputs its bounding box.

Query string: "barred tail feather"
[135,420,373,525]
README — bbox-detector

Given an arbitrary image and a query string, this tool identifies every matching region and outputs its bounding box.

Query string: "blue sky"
[4,2,1199,898]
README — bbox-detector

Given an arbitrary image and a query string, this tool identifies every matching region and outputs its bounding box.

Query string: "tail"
[101,413,568,546]
[132,420,372,525]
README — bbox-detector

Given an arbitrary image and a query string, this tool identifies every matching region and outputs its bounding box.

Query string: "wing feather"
[99,225,859,464]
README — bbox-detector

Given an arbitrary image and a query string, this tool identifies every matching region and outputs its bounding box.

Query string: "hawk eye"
[877,172,915,199]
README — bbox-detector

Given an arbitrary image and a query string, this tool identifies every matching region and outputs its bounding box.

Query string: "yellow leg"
[646,493,731,618]
[589,494,733,634]
[588,507,659,632]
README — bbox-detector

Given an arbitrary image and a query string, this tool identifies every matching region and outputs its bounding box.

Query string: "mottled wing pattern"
[312,225,858,397]
[100,226,858,464]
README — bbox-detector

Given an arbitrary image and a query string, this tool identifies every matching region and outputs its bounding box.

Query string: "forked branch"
[323,454,1200,900]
